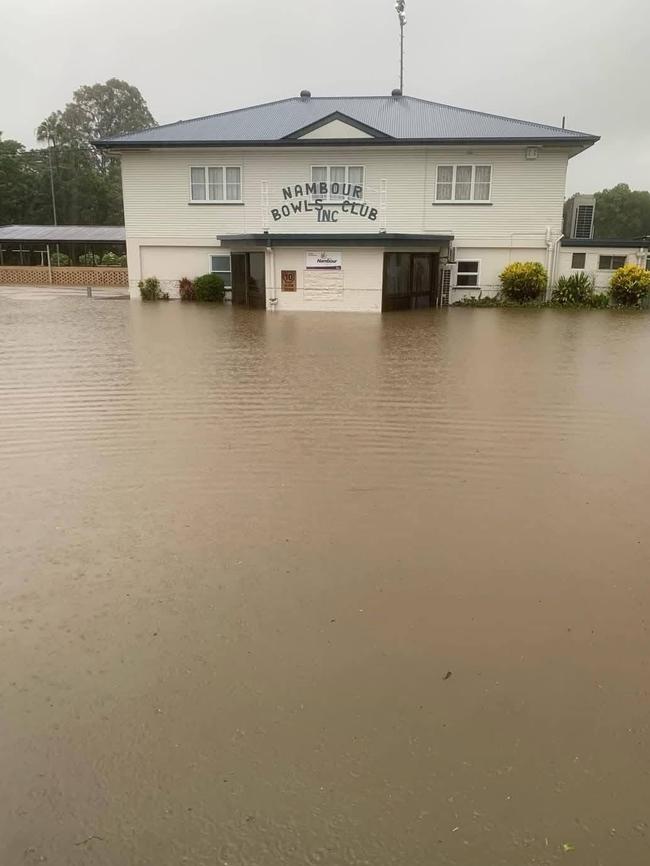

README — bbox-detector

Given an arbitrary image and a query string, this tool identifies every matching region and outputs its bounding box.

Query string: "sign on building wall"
[281,270,297,291]
[270,183,378,224]
[306,251,342,270]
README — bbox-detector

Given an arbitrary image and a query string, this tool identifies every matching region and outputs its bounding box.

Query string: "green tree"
[593,184,650,239]
[35,79,155,225]
[0,134,51,224]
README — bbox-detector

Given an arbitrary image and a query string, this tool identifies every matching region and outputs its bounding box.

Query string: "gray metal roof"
[0,225,126,242]
[97,95,598,148]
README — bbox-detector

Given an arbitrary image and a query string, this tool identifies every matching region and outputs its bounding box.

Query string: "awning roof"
[218,233,454,247]
[560,237,649,249]
[0,225,126,243]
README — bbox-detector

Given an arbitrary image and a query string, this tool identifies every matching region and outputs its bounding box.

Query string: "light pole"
[395,1,406,93]
[44,123,58,226]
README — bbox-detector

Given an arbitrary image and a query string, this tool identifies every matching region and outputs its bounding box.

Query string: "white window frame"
[189,166,243,203]
[209,253,232,288]
[433,164,492,203]
[309,165,365,203]
[455,259,481,288]
[598,254,627,271]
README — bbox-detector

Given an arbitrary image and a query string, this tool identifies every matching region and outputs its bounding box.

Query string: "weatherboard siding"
[120,145,570,244]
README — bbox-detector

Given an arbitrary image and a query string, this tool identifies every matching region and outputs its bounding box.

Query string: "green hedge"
[609,264,650,307]
[499,261,548,302]
[193,273,225,302]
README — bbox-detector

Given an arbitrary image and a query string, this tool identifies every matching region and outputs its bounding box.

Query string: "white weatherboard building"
[98,90,605,311]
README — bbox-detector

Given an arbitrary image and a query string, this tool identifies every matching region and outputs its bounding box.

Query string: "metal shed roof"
[0,225,126,243]
[96,95,598,148]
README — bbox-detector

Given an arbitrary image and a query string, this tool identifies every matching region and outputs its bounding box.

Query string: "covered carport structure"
[0,225,127,288]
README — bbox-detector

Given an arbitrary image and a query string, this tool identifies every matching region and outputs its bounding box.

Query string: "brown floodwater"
[1,298,649,865]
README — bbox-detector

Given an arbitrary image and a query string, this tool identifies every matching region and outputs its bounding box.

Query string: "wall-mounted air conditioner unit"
[439,266,454,307]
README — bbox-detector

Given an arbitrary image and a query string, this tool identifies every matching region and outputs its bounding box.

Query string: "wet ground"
[1,298,649,865]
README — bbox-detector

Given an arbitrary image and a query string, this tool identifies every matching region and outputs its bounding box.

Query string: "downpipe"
[548,233,564,299]
[267,245,278,309]
[544,227,553,300]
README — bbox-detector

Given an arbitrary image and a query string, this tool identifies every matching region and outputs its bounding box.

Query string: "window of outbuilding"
[598,255,626,270]
[456,260,480,287]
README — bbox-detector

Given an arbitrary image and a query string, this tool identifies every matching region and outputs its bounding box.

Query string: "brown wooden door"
[231,253,247,305]
[411,254,434,308]
[382,252,439,311]
[246,252,266,309]
[231,252,266,308]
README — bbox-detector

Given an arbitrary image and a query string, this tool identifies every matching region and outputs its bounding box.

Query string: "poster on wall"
[305,251,342,270]
[281,270,297,291]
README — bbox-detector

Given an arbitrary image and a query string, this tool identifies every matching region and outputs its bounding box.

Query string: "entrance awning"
[217,232,454,247]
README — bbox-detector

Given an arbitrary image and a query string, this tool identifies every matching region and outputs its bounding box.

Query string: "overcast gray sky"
[2,0,649,194]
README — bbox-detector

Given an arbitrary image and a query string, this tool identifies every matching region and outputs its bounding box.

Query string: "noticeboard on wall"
[305,251,342,270]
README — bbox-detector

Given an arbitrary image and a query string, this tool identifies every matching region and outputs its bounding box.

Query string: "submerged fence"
[0,266,128,288]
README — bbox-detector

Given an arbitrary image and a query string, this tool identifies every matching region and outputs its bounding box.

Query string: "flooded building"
[97,91,600,310]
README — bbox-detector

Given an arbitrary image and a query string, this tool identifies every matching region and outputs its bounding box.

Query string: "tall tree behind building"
[34,79,156,225]
[0,135,52,224]
[593,184,650,239]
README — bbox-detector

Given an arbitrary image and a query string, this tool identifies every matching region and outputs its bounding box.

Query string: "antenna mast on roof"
[395,1,406,93]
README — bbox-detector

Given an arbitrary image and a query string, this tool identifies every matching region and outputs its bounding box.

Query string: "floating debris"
[443,671,453,680]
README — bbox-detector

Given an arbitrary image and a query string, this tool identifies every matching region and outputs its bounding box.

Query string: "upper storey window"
[190,167,242,202]
[434,165,492,202]
[310,166,365,202]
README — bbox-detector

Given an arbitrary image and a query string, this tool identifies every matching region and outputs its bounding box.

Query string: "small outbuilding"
[0,225,127,288]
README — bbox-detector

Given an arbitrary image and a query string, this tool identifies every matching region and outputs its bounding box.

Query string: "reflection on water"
[2,300,650,865]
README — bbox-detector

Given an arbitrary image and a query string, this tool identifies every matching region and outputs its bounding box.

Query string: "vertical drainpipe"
[544,227,553,299]
[267,244,277,309]
[550,234,564,296]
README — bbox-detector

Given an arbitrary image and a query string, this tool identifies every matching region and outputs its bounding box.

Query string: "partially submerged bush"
[609,264,650,307]
[499,261,547,302]
[178,276,196,301]
[193,273,225,302]
[453,295,503,307]
[138,276,161,301]
[78,252,101,266]
[552,272,594,305]
[589,292,610,308]
[101,251,123,267]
